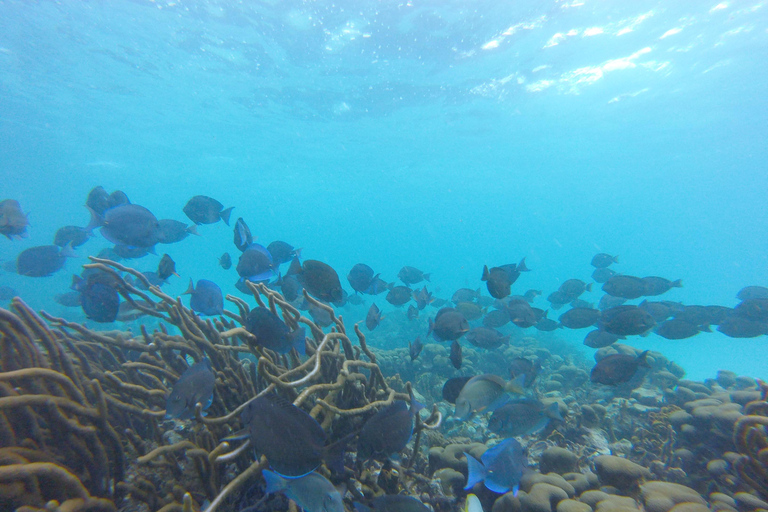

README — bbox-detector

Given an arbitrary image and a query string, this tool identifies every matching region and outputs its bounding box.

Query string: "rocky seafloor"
[1,265,767,512]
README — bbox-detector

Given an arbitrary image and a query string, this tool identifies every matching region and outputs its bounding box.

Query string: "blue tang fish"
[184,279,223,316]
[464,438,526,494]
[165,359,215,420]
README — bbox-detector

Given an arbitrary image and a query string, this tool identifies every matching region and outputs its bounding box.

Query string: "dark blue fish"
[365,276,390,295]
[54,226,90,249]
[184,279,223,316]
[219,252,232,270]
[91,204,162,248]
[366,303,382,330]
[267,240,300,265]
[450,340,462,369]
[241,393,351,478]
[347,263,375,293]
[237,243,276,282]
[112,244,153,260]
[289,258,343,303]
[158,219,198,244]
[464,438,526,494]
[233,217,253,252]
[583,329,621,348]
[245,307,306,355]
[442,376,473,404]
[398,266,430,285]
[357,388,424,461]
[488,399,563,438]
[157,254,177,281]
[428,307,469,341]
[590,350,649,386]
[13,245,75,277]
[183,195,233,225]
[165,359,215,420]
[86,186,111,216]
[278,274,303,301]
[81,280,119,323]
[409,336,423,361]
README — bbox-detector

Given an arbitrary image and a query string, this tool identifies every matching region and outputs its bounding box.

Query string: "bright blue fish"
[464,438,526,494]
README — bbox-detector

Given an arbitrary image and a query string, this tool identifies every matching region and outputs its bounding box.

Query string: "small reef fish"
[183,195,233,225]
[454,374,525,420]
[488,398,563,438]
[398,266,430,285]
[591,253,618,268]
[165,359,215,420]
[357,387,423,460]
[183,279,224,316]
[590,350,650,386]
[241,393,351,478]
[429,307,470,341]
[464,438,526,494]
[244,307,306,355]
[263,470,344,512]
[233,217,252,252]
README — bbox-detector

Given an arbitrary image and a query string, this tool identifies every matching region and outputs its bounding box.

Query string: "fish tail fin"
[517,257,530,272]
[183,278,195,295]
[262,470,286,495]
[408,386,425,414]
[637,350,651,367]
[293,327,307,356]
[187,224,200,236]
[481,265,490,282]
[586,283,593,292]
[463,453,486,490]
[613,255,619,264]
[287,257,302,276]
[424,273,431,282]
[546,402,564,421]
[60,242,78,259]
[465,494,484,512]
[220,207,234,226]
[85,207,103,233]
[672,279,683,288]
[505,374,527,394]
[324,432,355,474]
[700,324,712,333]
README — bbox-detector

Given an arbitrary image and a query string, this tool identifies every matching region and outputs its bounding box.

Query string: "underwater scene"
[1,1,768,512]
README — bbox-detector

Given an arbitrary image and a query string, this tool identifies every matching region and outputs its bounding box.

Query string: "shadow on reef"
[2,257,768,512]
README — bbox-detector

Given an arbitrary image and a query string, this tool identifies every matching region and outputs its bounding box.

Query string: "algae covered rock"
[734,492,768,512]
[593,456,651,491]
[520,472,576,497]
[595,496,642,512]
[540,447,579,475]
[563,472,599,495]
[494,491,523,512]
[519,483,570,512]
[640,481,706,512]
[434,467,465,496]
[556,499,592,512]
[428,442,486,473]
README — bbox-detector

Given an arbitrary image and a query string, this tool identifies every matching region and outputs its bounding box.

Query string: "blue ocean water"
[0,0,766,381]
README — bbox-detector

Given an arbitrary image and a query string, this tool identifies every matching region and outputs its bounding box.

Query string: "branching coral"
[0,257,425,512]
